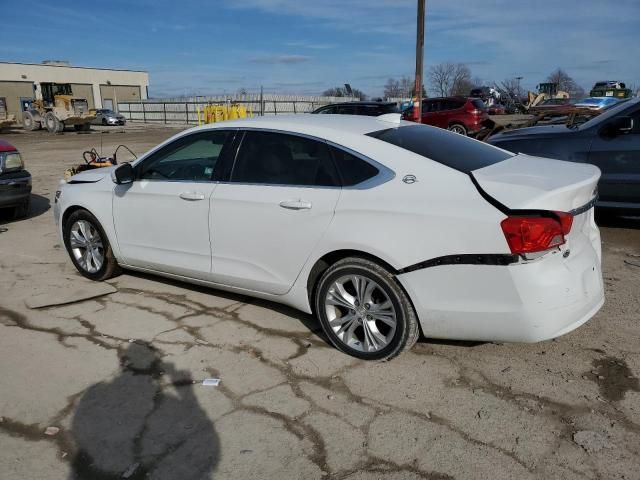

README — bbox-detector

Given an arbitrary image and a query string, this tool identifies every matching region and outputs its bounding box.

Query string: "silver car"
[92,109,126,126]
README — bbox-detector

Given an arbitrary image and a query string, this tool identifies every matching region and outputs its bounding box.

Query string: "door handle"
[179,191,205,201]
[279,200,312,210]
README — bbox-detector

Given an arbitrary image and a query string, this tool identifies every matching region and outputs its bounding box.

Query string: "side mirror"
[602,116,633,137]
[112,162,134,184]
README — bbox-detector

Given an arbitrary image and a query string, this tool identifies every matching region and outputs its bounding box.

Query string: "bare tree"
[383,78,401,98]
[546,68,585,98]
[322,86,367,100]
[500,77,524,100]
[428,62,472,96]
[399,76,414,97]
[428,62,455,97]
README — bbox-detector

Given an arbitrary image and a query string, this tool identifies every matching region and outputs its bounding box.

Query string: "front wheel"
[314,257,419,360]
[44,112,63,133]
[63,209,121,281]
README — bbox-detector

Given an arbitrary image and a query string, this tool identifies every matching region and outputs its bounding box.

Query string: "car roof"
[0,139,17,153]
[318,101,396,107]
[191,114,405,137]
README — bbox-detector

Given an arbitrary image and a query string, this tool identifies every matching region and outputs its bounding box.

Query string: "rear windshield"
[367,124,512,173]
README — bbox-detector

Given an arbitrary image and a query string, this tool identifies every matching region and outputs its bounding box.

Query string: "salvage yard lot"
[1,124,639,479]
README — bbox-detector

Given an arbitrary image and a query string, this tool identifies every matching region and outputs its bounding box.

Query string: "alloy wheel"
[324,274,397,352]
[69,220,104,273]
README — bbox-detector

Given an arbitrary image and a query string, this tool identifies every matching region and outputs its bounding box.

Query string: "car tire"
[448,123,467,135]
[102,118,108,126]
[13,197,30,219]
[314,257,420,360]
[63,209,122,281]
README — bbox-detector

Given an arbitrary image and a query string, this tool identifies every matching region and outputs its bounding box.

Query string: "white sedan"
[54,114,604,360]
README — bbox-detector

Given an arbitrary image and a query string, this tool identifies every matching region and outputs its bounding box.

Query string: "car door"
[209,130,341,294]
[113,130,234,278]
[587,105,640,205]
[421,100,437,126]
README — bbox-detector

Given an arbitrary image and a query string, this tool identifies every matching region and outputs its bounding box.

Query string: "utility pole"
[412,0,425,122]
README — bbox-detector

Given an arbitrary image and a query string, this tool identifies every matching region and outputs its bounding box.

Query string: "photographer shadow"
[69,342,219,480]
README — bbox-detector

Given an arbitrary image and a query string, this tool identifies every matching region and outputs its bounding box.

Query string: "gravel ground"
[1,124,639,480]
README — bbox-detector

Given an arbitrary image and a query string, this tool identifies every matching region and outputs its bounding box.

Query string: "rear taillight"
[500,212,573,254]
[468,109,482,115]
[554,211,573,235]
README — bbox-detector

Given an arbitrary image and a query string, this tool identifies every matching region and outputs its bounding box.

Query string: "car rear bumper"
[397,241,604,343]
[0,171,32,207]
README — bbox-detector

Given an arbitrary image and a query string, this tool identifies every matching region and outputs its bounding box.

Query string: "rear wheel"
[63,209,121,281]
[448,123,467,135]
[314,257,419,360]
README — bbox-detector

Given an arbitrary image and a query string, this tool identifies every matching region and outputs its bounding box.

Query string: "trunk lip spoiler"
[468,173,598,218]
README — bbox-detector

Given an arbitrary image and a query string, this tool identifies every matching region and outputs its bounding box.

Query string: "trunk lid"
[471,153,600,212]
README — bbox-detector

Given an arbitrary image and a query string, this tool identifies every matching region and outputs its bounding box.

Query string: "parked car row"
[488,97,640,213]
[314,97,490,137]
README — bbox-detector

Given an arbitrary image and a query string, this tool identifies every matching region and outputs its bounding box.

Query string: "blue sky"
[1,0,639,98]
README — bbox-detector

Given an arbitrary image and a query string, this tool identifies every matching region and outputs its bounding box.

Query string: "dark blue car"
[488,97,640,213]
[0,140,31,218]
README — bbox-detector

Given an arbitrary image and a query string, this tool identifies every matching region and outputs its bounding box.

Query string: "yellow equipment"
[197,103,253,125]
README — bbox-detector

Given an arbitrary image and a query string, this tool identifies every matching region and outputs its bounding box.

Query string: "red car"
[402,97,489,136]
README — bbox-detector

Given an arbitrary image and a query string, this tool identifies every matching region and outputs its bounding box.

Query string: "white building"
[0,61,149,121]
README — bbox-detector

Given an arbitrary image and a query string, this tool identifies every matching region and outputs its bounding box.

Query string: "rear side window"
[231,131,339,186]
[335,105,357,115]
[367,124,512,173]
[329,146,379,186]
[447,99,465,110]
[471,99,486,110]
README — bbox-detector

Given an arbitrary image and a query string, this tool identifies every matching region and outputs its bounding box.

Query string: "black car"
[312,101,399,116]
[0,140,31,218]
[488,97,640,213]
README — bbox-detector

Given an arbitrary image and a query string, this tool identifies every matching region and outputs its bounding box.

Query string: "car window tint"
[357,105,381,116]
[329,146,379,186]
[367,124,513,173]
[231,131,339,186]
[139,131,230,181]
[335,105,356,115]
[471,99,486,110]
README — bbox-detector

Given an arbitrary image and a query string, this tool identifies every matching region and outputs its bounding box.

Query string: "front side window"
[138,131,231,181]
[231,131,339,186]
[316,106,334,114]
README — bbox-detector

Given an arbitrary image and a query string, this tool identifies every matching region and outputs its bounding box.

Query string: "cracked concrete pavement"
[1,125,639,479]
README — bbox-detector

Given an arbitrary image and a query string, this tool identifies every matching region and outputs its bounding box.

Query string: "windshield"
[368,124,513,173]
[578,97,640,129]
